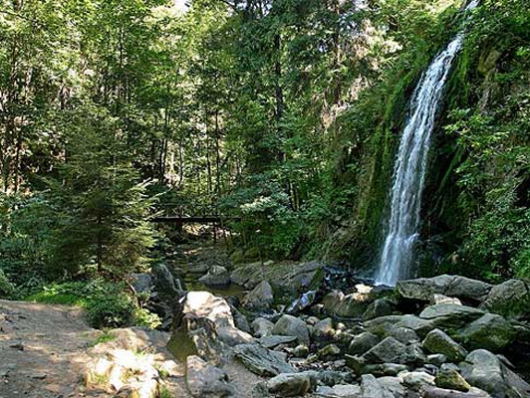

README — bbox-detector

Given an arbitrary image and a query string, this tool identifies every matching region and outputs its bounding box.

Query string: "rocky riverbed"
[131,247,530,398]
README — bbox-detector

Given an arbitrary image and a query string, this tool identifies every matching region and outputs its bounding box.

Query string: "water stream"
[375,1,478,286]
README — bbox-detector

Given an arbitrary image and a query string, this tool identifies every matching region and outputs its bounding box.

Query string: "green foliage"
[89,331,118,347]
[26,280,134,328]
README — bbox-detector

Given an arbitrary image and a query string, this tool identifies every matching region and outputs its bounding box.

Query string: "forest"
[0,0,530,397]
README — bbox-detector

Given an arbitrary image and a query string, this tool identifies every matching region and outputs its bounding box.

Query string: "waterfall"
[375,1,478,286]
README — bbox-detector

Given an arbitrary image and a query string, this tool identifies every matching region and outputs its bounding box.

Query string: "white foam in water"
[375,1,478,286]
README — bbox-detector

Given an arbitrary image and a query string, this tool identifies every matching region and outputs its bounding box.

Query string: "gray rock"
[397,275,492,303]
[419,304,485,329]
[456,313,516,352]
[360,374,395,398]
[186,355,235,397]
[420,386,491,398]
[315,384,361,397]
[388,326,420,345]
[427,354,448,367]
[358,363,409,377]
[460,349,528,398]
[251,317,274,338]
[183,291,234,328]
[405,342,427,366]
[259,335,298,349]
[363,298,396,321]
[265,373,313,397]
[243,280,274,310]
[216,326,254,347]
[314,318,335,339]
[233,344,294,376]
[152,263,184,297]
[400,371,435,390]
[423,329,468,362]
[378,376,407,398]
[435,368,471,392]
[348,331,380,356]
[323,290,370,318]
[365,315,435,338]
[230,306,251,334]
[272,315,310,345]
[481,279,530,317]
[363,337,406,364]
[231,261,323,291]
[199,265,230,286]
[130,273,153,294]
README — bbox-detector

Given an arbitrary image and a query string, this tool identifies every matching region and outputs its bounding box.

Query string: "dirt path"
[0,300,98,398]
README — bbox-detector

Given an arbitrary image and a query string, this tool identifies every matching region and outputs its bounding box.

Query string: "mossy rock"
[435,369,471,392]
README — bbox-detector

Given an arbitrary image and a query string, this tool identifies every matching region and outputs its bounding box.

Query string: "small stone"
[251,318,275,338]
[272,315,310,345]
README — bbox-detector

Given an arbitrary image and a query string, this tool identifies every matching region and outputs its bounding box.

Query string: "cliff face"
[330,0,530,281]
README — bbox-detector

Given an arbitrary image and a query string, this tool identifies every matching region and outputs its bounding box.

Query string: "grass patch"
[89,330,117,347]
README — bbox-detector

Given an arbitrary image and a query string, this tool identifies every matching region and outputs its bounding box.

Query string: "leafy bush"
[26,280,137,328]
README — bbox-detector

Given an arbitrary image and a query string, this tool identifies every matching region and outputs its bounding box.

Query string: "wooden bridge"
[152,202,241,224]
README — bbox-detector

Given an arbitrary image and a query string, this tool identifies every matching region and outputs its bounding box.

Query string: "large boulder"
[216,326,254,347]
[272,315,310,345]
[198,266,230,287]
[322,289,371,318]
[233,344,294,377]
[360,374,400,398]
[397,275,492,303]
[364,314,435,338]
[362,337,407,364]
[419,304,485,329]
[481,279,530,317]
[186,355,235,397]
[363,298,396,321]
[423,329,468,362]
[172,291,235,364]
[348,332,381,356]
[243,280,274,310]
[460,349,530,398]
[456,313,516,352]
[182,291,234,328]
[230,261,323,291]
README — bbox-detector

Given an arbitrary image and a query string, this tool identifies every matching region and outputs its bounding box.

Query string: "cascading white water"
[375,1,478,286]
